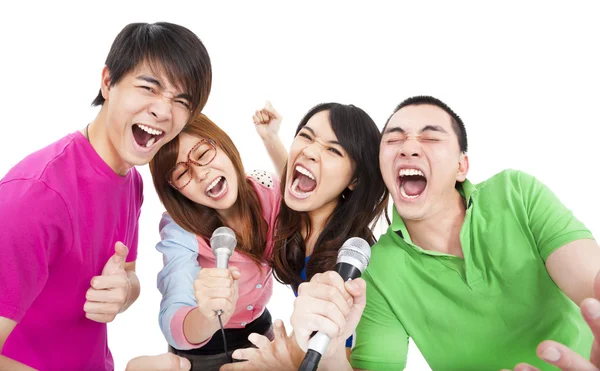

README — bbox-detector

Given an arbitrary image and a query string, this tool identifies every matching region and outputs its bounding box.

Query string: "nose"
[301,143,320,162]
[193,166,211,183]
[400,138,422,158]
[149,97,173,122]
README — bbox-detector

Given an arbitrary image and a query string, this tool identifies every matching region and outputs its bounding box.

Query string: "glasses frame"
[167,139,217,190]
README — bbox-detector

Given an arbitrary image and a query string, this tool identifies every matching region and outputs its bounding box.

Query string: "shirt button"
[247,305,253,311]
[256,284,263,289]
[241,322,247,326]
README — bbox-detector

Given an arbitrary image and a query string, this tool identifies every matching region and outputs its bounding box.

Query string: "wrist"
[260,131,280,142]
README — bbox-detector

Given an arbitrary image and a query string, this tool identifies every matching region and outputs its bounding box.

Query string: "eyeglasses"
[167,139,217,190]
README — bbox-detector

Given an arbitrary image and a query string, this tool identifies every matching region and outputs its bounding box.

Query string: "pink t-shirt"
[0,132,142,370]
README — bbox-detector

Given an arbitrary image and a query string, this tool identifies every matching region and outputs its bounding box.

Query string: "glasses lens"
[191,141,216,166]
[169,163,191,189]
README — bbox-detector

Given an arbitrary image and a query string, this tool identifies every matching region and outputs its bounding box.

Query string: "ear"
[347,178,357,191]
[456,153,469,182]
[100,66,112,101]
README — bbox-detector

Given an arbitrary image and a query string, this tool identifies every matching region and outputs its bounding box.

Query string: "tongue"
[402,176,427,196]
[132,125,152,146]
[297,174,317,192]
[209,178,225,195]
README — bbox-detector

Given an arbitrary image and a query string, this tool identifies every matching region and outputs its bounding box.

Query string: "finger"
[195,276,232,289]
[85,312,114,323]
[202,287,235,300]
[273,319,287,340]
[265,100,273,110]
[298,281,351,318]
[536,340,597,371]
[252,114,260,125]
[513,364,541,371]
[593,270,600,299]
[199,268,233,279]
[84,301,121,315]
[312,271,352,302]
[581,298,600,341]
[85,288,126,303]
[292,296,345,339]
[258,111,267,123]
[231,347,260,362]
[107,241,129,274]
[91,275,128,290]
[345,278,367,304]
[248,333,271,349]
[230,267,241,280]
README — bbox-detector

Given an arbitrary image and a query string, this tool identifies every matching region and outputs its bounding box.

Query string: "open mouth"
[132,124,165,148]
[398,168,427,199]
[290,165,317,199]
[206,176,228,199]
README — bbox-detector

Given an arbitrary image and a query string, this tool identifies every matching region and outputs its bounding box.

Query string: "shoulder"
[248,169,278,190]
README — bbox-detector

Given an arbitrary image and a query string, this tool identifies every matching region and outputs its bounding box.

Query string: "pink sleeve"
[170,306,213,349]
[0,180,73,322]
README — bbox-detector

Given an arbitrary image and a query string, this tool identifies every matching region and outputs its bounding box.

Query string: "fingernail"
[541,347,561,362]
[346,281,358,290]
[586,299,600,319]
[179,356,191,369]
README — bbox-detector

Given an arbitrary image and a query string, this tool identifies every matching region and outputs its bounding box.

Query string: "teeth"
[145,137,156,148]
[400,184,419,199]
[206,177,223,192]
[399,168,424,177]
[137,124,163,136]
[291,178,314,197]
[295,165,315,180]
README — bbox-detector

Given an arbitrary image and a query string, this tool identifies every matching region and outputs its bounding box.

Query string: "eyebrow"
[137,75,192,102]
[383,125,448,135]
[301,126,341,146]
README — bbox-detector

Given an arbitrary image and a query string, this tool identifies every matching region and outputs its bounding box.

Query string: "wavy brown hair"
[150,114,268,265]
[273,103,389,291]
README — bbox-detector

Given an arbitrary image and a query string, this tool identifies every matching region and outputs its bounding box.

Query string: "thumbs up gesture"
[253,100,283,141]
[84,241,132,323]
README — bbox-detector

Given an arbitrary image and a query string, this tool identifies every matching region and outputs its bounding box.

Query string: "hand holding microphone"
[292,238,371,371]
[193,227,240,321]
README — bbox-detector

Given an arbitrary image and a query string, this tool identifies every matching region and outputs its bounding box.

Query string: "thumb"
[103,242,129,275]
[265,100,273,110]
[229,266,241,280]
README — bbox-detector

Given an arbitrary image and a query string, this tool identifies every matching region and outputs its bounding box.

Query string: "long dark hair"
[273,103,389,290]
[149,114,268,266]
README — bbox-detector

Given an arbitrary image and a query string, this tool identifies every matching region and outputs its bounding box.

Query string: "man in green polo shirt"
[288,96,600,371]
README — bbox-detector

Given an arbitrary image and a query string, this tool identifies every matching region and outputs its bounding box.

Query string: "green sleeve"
[517,170,594,261]
[350,270,409,371]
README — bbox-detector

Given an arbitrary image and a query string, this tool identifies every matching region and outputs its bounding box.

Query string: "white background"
[1,1,599,370]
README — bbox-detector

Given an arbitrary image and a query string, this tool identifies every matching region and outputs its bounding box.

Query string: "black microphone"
[210,226,237,315]
[298,237,371,371]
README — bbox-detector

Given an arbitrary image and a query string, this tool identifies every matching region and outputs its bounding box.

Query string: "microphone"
[299,237,371,371]
[210,226,237,315]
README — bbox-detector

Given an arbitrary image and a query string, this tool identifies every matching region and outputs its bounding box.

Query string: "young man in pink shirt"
[0,22,212,370]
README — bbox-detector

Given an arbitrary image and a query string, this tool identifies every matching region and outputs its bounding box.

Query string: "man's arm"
[0,317,35,371]
[546,239,600,305]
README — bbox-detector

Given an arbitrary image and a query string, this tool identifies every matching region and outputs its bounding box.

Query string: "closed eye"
[140,85,155,93]
[328,147,343,156]
[298,132,312,140]
[176,169,188,180]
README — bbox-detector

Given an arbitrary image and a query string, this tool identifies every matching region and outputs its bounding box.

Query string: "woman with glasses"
[148,114,281,371]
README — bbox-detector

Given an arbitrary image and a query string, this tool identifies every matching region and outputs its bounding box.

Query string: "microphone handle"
[335,261,363,281]
[214,249,231,316]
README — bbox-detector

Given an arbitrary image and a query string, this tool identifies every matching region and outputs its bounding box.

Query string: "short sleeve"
[515,171,594,261]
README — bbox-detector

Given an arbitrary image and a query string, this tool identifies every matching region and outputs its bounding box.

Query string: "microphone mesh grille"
[210,226,237,253]
[338,237,371,266]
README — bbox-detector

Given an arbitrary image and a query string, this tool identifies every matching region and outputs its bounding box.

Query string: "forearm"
[183,308,221,345]
[318,341,354,371]
[261,134,288,178]
[121,270,141,312]
[0,356,36,371]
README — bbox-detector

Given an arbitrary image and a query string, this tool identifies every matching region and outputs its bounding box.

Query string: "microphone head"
[337,237,371,273]
[210,226,237,254]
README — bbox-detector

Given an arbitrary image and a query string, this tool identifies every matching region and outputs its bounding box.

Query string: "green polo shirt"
[351,170,594,371]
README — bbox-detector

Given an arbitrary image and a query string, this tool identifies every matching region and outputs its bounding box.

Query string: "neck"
[303,200,337,256]
[403,189,466,257]
[86,107,132,176]
[216,201,242,231]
